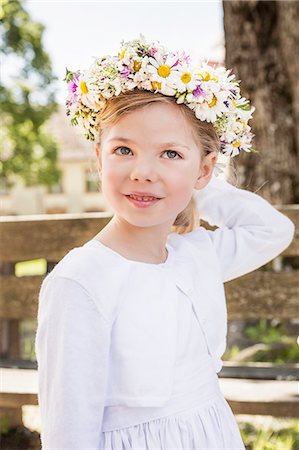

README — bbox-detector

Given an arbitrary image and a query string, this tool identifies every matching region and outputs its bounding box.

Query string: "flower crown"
[64,34,255,159]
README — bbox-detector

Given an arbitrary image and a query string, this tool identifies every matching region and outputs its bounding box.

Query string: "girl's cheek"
[173,175,195,200]
[169,170,191,188]
[103,164,125,182]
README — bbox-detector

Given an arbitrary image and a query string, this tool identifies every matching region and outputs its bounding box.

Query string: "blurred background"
[1,1,298,449]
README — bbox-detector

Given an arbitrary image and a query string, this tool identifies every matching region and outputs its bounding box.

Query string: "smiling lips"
[128,194,160,201]
[125,192,162,208]
[127,191,162,200]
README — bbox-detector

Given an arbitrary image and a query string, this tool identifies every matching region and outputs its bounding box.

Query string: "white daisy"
[194,90,229,123]
[75,73,100,110]
[147,51,180,94]
[174,65,198,93]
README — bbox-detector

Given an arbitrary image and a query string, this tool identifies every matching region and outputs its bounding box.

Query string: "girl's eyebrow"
[107,137,189,150]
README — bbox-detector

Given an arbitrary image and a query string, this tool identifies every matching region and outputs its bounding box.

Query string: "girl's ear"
[95,143,102,178]
[194,151,218,190]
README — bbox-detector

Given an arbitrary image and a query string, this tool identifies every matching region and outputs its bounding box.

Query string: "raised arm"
[35,275,110,449]
[190,174,295,283]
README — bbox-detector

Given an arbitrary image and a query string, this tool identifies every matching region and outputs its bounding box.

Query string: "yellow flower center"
[151,81,162,90]
[208,95,217,108]
[199,71,218,82]
[232,100,237,108]
[233,141,241,147]
[181,72,191,84]
[133,60,141,72]
[158,64,171,78]
[119,49,126,60]
[80,81,88,94]
[202,72,211,82]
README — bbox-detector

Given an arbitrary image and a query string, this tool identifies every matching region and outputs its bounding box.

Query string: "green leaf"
[238,103,251,111]
[63,67,73,82]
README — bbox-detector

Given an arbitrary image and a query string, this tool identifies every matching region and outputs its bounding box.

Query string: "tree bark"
[223,0,299,204]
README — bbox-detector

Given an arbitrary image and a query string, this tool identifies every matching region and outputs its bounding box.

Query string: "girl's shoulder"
[40,238,131,324]
[50,238,133,274]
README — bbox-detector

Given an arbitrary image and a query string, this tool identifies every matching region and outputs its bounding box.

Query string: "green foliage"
[244,320,299,364]
[223,344,240,360]
[247,340,299,364]
[245,319,286,344]
[239,420,299,450]
[0,416,10,434]
[0,0,61,186]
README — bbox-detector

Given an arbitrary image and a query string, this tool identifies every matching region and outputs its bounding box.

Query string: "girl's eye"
[114,146,132,156]
[163,150,182,159]
[113,147,181,159]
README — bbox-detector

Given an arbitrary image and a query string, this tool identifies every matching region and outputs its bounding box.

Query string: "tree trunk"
[223,0,299,204]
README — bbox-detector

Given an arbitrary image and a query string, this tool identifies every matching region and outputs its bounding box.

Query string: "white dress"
[98,234,245,449]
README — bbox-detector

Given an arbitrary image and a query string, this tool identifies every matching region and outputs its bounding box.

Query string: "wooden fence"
[0,206,298,429]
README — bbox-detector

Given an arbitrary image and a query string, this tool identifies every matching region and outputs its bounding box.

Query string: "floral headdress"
[64,34,255,160]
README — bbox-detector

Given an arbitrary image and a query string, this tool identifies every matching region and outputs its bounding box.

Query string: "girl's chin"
[113,213,173,230]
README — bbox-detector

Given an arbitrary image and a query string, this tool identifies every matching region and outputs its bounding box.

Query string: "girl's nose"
[129,157,158,183]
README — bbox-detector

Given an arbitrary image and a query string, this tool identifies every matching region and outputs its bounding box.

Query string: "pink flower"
[180,51,191,65]
[67,73,79,104]
[192,84,205,99]
[149,47,158,56]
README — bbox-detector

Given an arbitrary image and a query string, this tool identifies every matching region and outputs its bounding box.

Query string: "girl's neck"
[93,215,171,264]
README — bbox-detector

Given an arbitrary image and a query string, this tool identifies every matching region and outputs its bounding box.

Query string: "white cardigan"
[35,174,295,449]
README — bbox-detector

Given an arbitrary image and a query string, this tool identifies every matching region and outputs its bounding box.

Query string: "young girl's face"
[96,102,216,231]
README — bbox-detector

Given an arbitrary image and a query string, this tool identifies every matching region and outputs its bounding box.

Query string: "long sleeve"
[190,174,295,283]
[35,275,111,450]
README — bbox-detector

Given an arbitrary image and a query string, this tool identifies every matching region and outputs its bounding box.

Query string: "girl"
[35,36,295,449]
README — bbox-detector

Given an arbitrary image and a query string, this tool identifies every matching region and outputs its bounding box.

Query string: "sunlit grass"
[15,259,47,277]
[238,419,299,450]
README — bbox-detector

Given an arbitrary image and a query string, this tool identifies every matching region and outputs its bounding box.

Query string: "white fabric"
[35,174,295,449]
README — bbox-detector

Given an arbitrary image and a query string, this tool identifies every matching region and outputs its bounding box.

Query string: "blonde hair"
[96,89,220,234]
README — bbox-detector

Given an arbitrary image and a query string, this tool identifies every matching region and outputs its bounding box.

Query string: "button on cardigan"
[35,174,295,449]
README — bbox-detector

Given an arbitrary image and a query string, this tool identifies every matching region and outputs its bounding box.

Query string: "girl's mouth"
[125,194,161,208]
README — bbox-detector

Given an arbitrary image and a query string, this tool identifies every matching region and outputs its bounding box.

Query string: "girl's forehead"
[103,103,194,144]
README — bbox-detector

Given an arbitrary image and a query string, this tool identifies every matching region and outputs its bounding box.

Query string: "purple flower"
[68,73,79,92]
[67,73,79,104]
[120,65,131,78]
[192,84,205,99]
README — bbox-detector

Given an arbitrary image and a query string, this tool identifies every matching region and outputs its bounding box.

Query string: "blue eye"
[163,150,181,159]
[114,146,132,155]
